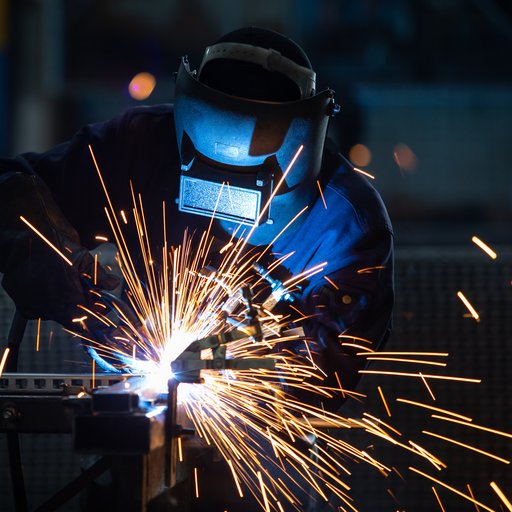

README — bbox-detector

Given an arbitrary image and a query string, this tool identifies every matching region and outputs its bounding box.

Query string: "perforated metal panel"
[1,247,512,511]
[348,246,512,511]
[0,283,88,512]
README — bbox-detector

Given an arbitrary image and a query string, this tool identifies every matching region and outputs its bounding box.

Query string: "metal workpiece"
[0,372,128,434]
[74,405,167,454]
[0,371,201,510]
[171,283,275,383]
[171,355,276,383]
[0,372,129,394]
[0,395,76,433]
[73,376,202,510]
[74,375,172,455]
[90,375,165,412]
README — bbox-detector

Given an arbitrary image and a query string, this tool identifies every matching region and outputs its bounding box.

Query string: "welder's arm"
[294,228,394,411]
[0,171,119,328]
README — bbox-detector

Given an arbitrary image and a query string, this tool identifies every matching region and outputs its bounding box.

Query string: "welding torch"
[171,279,274,383]
[252,261,302,311]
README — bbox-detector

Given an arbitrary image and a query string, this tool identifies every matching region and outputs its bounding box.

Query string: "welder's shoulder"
[121,103,174,119]
[323,144,392,234]
[115,104,176,140]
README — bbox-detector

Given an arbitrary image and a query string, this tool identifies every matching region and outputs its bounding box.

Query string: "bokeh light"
[349,143,372,167]
[393,143,418,172]
[128,72,156,101]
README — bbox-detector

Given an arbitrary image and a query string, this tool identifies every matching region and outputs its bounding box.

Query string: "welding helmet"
[174,27,339,244]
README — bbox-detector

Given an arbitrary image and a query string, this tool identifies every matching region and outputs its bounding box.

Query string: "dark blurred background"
[1,1,512,511]
[3,0,512,243]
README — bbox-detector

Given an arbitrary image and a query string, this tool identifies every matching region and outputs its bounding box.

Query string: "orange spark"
[392,466,405,480]
[339,334,374,345]
[408,441,445,470]
[244,145,303,245]
[396,398,472,422]
[334,371,345,399]
[77,304,115,327]
[94,235,109,242]
[353,167,375,180]
[194,467,199,498]
[316,180,327,209]
[36,318,41,352]
[409,467,494,512]
[378,386,391,417]
[361,351,448,357]
[491,482,512,511]
[387,487,399,504]
[357,265,387,274]
[283,261,326,289]
[88,146,122,237]
[19,216,73,266]
[323,275,339,290]
[363,413,402,436]
[0,347,10,377]
[457,291,480,322]
[432,486,446,512]
[423,430,510,464]
[220,241,234,254]
[227,459,244,498]
[120,210,128,224]
[94,253,98,285]
[471,236,497,259]
[359,370,481,384]
[420,372,436,400]
[467,484,481,512]
[431,415,512,439]
[257,471,270,512]
[365,356,446,367]
[178,436,183,462]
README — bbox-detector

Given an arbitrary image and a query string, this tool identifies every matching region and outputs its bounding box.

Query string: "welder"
[0,27,393,510]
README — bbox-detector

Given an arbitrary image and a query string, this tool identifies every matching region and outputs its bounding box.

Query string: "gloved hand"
[80,290,156,373]
[0,172,120,328]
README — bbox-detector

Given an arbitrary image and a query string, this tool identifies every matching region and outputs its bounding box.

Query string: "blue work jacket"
[1,104,393,409]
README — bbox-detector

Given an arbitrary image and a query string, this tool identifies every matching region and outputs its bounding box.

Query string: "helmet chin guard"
[174,54,337,235]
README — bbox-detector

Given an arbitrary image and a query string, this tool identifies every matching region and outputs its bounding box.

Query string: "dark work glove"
[0,172,120,328]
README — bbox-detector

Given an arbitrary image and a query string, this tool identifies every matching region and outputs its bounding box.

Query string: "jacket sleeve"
[288,226,394,412]
[0,117,124,324]
[0,114,128,247]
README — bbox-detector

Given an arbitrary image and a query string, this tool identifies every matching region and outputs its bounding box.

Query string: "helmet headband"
[200,42,316,98]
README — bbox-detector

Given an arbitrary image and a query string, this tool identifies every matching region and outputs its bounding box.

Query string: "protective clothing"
[0,104,393,410]
[0,171,119,328]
